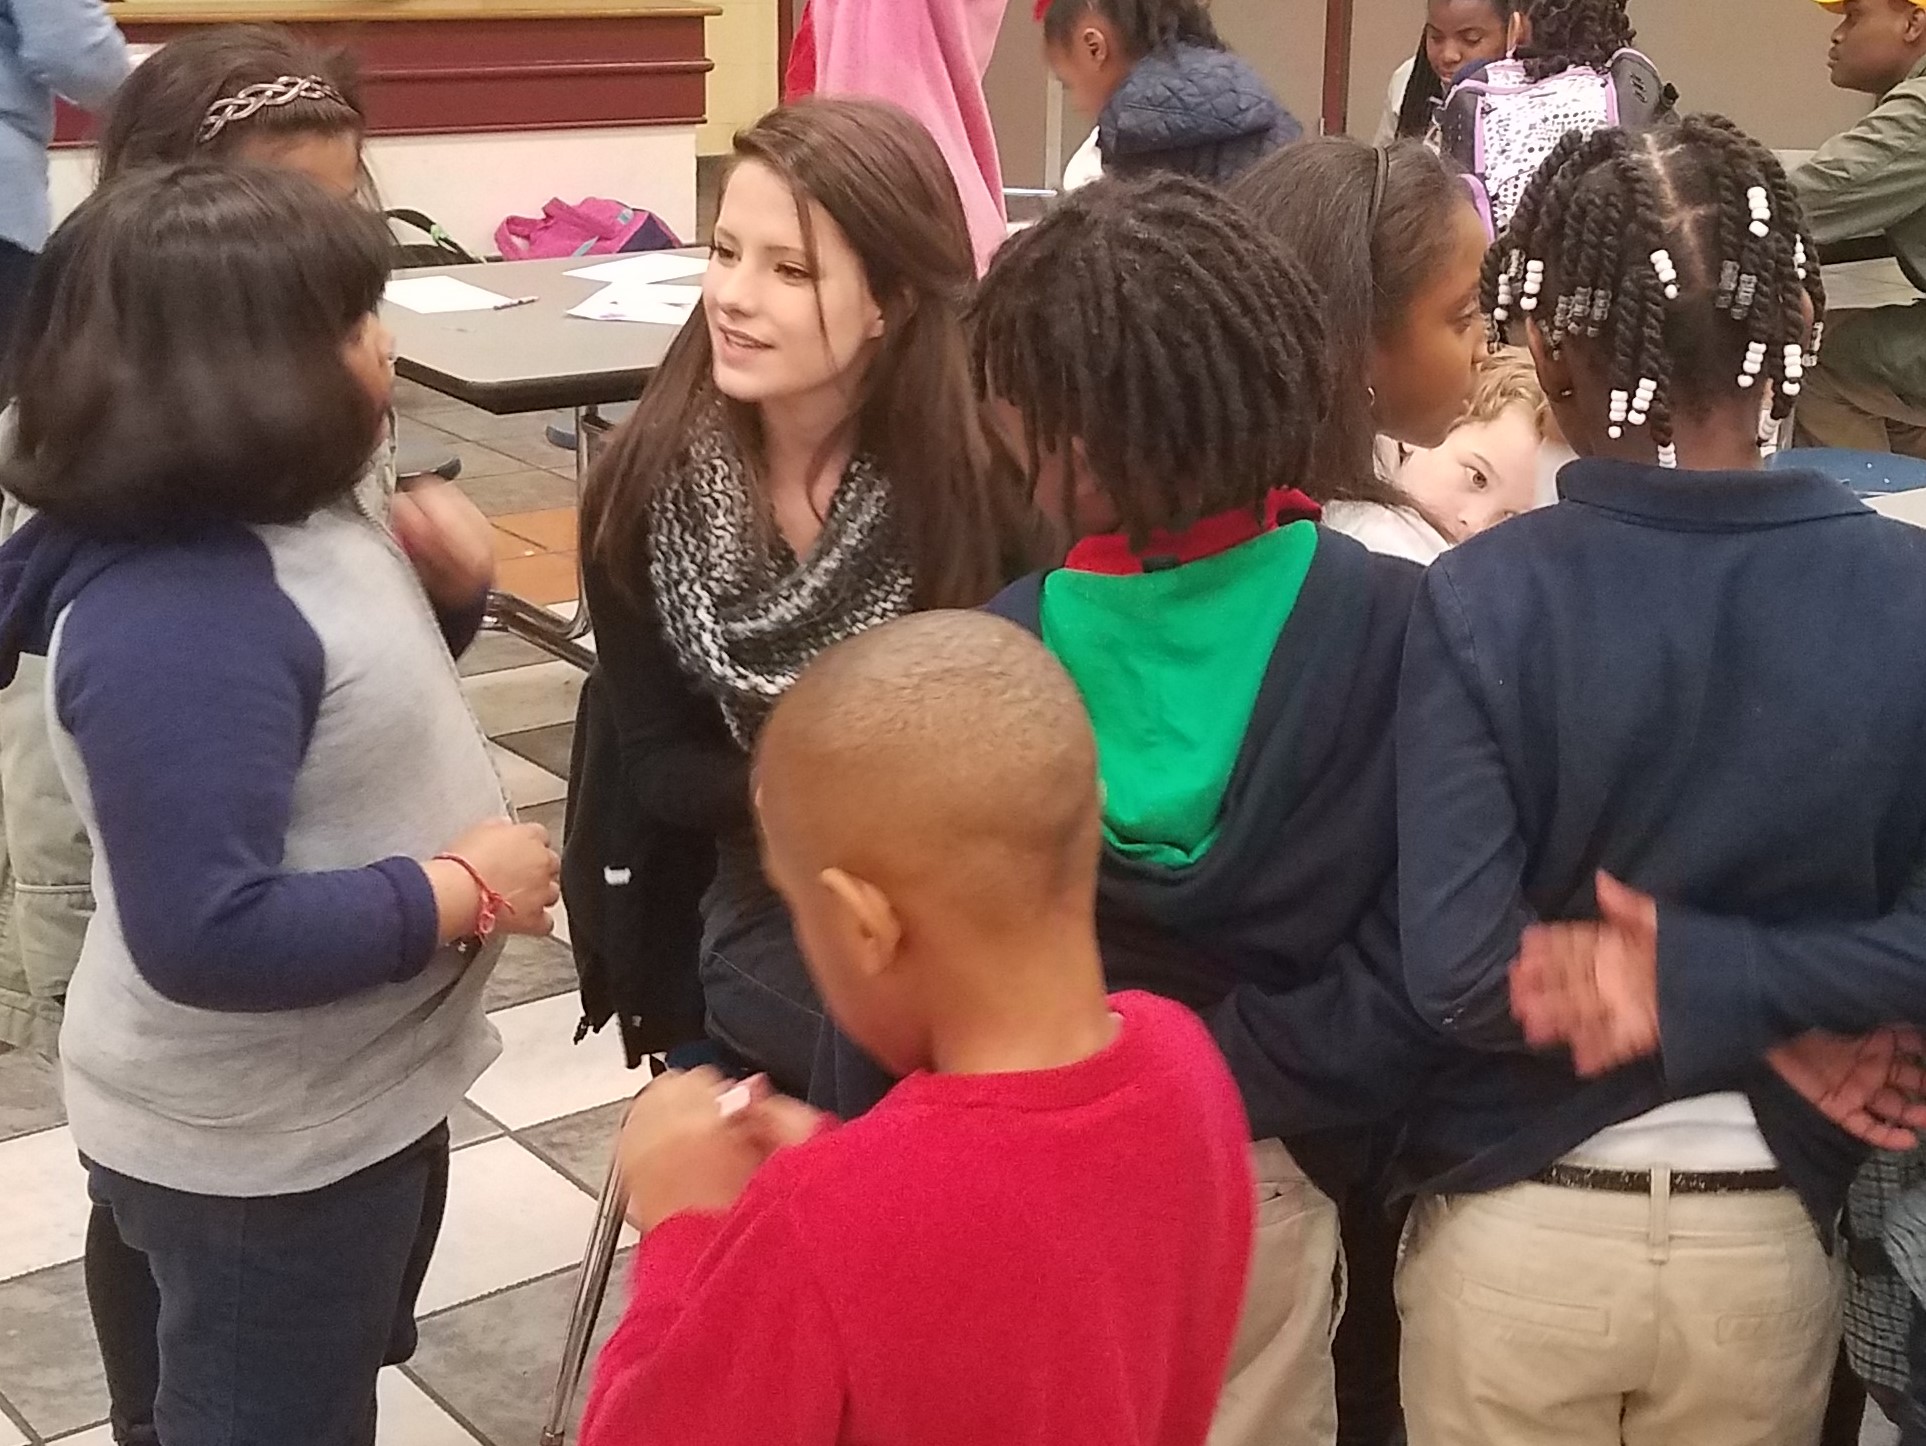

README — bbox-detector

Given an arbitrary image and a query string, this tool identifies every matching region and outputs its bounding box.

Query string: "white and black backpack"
[1439,49,1675,236]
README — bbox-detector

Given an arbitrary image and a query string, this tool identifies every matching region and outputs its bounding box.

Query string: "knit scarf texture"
[648,428,913,745]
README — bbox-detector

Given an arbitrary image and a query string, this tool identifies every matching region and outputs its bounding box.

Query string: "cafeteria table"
[382,251,701,669]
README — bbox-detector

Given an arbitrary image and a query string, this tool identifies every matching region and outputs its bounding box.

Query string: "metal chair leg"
[538,1151,630,1445]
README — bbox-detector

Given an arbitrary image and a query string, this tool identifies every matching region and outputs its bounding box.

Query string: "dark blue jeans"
[700,841,822,1098]
[84,1124,449,1446]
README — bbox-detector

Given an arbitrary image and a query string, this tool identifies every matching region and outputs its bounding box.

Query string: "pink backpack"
[494,198,681,261]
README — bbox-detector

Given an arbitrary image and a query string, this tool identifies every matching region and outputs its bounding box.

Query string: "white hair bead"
[1651,249,1680,301]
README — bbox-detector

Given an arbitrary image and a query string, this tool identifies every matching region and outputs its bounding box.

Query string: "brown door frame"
[778,0,797,82]
[1322,0,1355,136]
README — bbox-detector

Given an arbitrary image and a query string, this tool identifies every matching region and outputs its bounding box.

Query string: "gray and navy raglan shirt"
[0,498,510,1197]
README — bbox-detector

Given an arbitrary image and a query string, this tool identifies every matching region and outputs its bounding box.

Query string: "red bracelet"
[433,853,508,940]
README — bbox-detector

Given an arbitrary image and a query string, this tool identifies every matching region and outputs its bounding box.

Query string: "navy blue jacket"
[816,531,1445,1201]
[1101,43,1302,188]
[1397,459,1926,1233]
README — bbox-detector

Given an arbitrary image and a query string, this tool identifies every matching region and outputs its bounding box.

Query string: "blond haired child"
[1395,347,1560,544]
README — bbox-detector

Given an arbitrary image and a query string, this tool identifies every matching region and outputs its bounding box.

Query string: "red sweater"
[580,991,1254,1446]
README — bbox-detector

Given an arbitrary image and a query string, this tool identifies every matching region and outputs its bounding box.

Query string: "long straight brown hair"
[583,98,1034,610]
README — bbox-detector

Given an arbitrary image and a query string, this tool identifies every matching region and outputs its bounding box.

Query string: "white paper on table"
[384,276,525,314]
[565,253,709,285]
[566,283,702,326]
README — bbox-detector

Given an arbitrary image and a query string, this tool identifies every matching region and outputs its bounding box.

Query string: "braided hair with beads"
[1485,114,1824,466]
[971,173,1330,547]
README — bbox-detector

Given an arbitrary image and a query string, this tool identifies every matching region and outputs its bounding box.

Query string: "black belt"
[1530,1162,1786,1196]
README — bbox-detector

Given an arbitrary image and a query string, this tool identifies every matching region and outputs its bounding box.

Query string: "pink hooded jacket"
[786,0,1008,272]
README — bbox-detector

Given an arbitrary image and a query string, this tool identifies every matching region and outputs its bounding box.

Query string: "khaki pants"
[1796,303,1926,458]
[1210,1139,1343,1446]
[1398,1181,1844,1446]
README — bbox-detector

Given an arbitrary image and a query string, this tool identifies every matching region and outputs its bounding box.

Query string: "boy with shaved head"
[579,611,1254,1446]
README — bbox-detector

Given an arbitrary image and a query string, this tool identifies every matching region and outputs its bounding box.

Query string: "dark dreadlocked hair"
[1486,113,1826,458]
[1039,0,1221,57]
[1515,0,1636,80]
[1396,0,1524,140]
[972,173,1329,546]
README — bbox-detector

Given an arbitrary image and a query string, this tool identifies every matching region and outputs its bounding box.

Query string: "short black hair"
[971,173,1329,546]
[1039,0,1220,56]
[97,24,365,184]
[3,162,393,535]
[1231,137,1470,508]
[1487,113,1826,451]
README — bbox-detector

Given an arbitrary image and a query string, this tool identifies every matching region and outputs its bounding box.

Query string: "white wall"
[50,124,700,257]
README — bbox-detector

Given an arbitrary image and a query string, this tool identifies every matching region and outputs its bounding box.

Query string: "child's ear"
[1079,24,1109,65]
[819,867,903,979]
[1524,322,1570,402]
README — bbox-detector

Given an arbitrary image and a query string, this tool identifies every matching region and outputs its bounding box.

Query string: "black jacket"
[1100,43,1303,187]
[1397,460,1926,1236]
[816,530,1444,1201]
[564,553,744,1065]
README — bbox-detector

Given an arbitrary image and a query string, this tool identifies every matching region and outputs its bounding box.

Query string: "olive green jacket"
[1792,53,1926,293]
[0,488,93,1057]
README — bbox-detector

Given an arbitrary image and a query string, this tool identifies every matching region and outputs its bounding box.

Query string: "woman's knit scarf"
[648,428,914,746]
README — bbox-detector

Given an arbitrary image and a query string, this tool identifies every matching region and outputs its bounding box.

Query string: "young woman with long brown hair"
[576,96,1035,1096]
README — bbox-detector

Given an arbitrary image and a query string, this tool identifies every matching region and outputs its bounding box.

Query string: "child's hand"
[392,480,496,613]
[620,1068,769,1231]
[430,819,560,941]
[740,1093,830,1155]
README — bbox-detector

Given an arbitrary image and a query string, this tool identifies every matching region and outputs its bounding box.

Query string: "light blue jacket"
[0,0,127,252]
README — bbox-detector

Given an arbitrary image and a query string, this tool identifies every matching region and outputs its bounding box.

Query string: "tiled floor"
[0,391,641,1446]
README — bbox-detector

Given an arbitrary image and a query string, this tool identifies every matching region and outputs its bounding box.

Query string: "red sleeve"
[579,1190,847,1446]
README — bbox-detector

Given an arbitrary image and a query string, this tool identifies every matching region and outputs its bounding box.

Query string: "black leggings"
[0,239,38,385]
[1334,1189,1409,1446]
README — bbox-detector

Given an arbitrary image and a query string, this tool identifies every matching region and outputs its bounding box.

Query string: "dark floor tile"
[448,1100,504,1151]
[458,631,552,679]
[485,435,580,475]
[425,405,559,450]
[458,472,578,518]
[0,1259,110,1441]
[516,1100,629,1192]
[404,433,532,483]
[521,801,568,852]
[411,1253,632,1446]
[482,935,579,1014]
[392,377,455,414]
[0,1045,65,1142]
[495,723,575,780]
